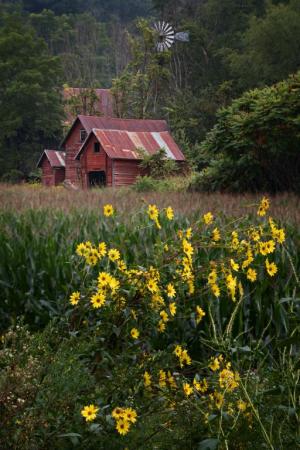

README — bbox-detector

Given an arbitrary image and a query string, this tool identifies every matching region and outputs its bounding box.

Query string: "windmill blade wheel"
[153,21,175,52]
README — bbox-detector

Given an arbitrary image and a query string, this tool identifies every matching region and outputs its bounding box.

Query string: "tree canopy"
[18,0,153,21]
[0,10,63,176]
[227,1,300,90]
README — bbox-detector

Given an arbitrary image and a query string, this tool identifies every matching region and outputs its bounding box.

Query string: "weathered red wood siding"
[40,156,65,186]
[107,158,113,186]
[111,160,184,187]
[112,159,143,186]
[41,156,55,186]
[80,136,112,188]
[64,121,83,185]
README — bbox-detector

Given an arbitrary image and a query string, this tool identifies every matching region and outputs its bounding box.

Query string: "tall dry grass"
[0,184,299,224]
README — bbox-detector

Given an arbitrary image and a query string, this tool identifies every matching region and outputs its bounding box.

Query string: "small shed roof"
[37,150,66,168]
[61,115,169,148]
[75,129,185,161]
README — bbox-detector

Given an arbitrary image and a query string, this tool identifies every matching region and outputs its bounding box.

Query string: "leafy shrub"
[0,322,96,449]
[195,72,300,193]
[133,175,157,192]
[133,174,194,192]
[27,168,42,183]
[139,148,179,179]
[1,169,24,184]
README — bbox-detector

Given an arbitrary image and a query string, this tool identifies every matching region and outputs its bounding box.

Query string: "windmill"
[153,21,189,52]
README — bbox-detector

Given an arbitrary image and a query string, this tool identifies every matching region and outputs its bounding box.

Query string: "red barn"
[38,115,185,188]
[37,150,66,186]
[75,127,185,188]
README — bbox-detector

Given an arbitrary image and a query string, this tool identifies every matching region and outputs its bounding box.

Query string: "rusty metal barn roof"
[37,150,66,168]
[75,129,185,161]
[78,115,169,133]
[61,115,169,148]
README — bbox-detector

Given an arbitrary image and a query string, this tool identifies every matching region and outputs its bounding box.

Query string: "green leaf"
[279,297,300,304]
[57,433,82,438]
[207,414,218,423]
[198,438,219,450]
[260,385,285,396]
[89,423,101,433]
[294,359,300,370]
[276,334,300,347]
[276,405,296,416]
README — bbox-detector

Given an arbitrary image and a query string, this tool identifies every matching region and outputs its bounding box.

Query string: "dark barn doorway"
[88,171,106,187]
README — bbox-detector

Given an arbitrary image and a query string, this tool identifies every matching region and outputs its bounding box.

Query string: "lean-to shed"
[37,150,66,186]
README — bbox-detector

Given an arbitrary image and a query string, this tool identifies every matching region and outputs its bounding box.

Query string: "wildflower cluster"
[141,351,248,426]
[147,205,174,229]
[148,204,161,229]
[112,407,137,435]
[174,345,192,368]
[76,241,103,266]
[199,207,285,303]
[71,198,287,441]
[202,356,245,417]
[257,197,269,216]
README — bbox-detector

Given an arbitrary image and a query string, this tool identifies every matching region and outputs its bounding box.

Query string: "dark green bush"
[133,175,157,192]
[194,72,300,193]
[27,168,42,183]
[0,322,98,450]
[139,148,179,179]
[133,174,192,192]
[1,169,24,184]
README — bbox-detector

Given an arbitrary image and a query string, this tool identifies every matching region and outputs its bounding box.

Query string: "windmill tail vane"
[153,21,189,52]
[174,31,189,42]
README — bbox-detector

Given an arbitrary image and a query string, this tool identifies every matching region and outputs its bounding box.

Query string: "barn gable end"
[79,133,111,188]
[37,150,66,187]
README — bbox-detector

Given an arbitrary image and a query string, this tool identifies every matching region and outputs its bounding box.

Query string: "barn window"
[80,129,87,142]
[94,142,100,153]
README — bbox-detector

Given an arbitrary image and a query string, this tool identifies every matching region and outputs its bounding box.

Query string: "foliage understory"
[132,174,193,192]
[0,196,299,449]
[1,318,299,449]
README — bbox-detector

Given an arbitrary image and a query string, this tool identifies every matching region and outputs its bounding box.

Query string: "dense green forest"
[0,0,300,186]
